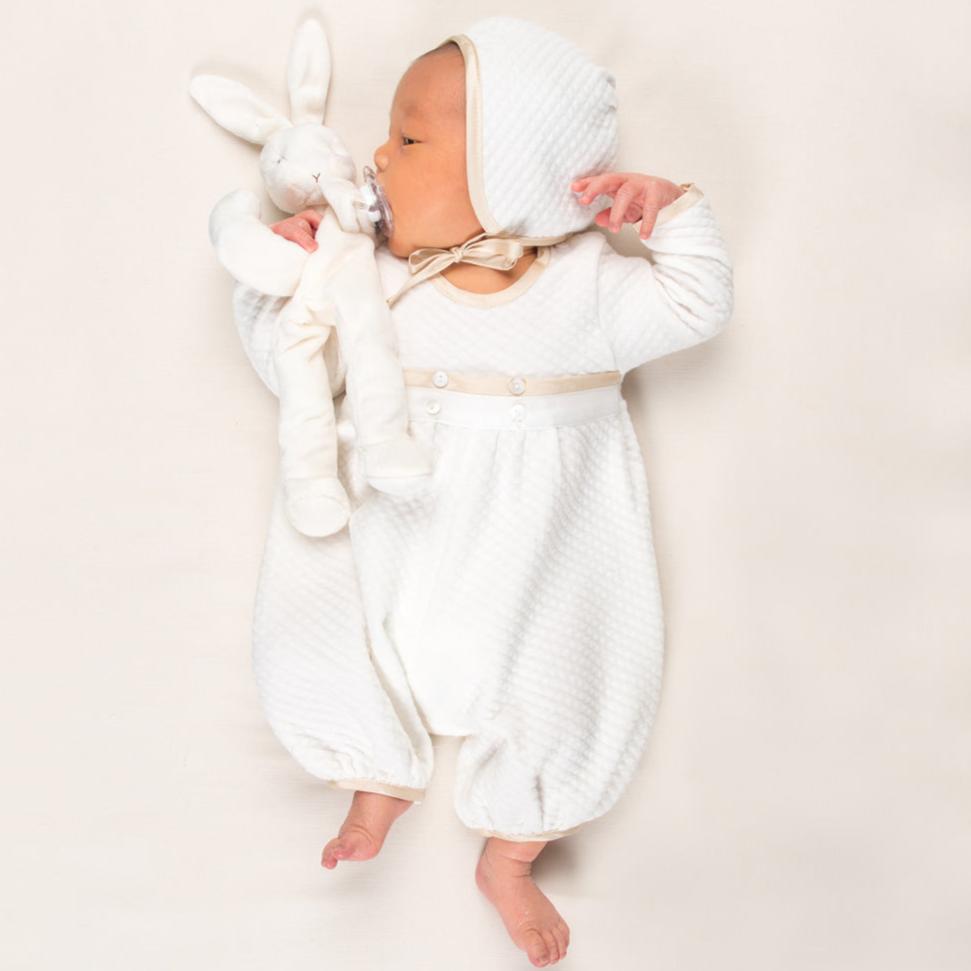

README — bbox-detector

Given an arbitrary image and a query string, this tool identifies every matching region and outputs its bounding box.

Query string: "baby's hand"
[269,208,321,252]
[571,173,687,240]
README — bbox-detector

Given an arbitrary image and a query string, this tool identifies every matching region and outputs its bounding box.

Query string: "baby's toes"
[523,928,550,966]
[542,928,561,964]
[320,836,347,868]
[321,828,378,868]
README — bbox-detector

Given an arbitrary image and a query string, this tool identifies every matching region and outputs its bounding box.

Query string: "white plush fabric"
[192,17,436,538]
[233,191,733,839]
[271,208,435,538]
[442,15,620,240]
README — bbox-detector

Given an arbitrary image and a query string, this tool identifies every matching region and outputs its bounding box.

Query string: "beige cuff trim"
[651,182,705,229]
[474,823,582,842]
[327,779,425,802]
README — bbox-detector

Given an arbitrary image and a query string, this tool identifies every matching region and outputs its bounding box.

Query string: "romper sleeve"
[595,183,734,376]
[230,281,346,399]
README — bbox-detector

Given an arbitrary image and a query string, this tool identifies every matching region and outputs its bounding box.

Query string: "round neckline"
[429,246,551,307]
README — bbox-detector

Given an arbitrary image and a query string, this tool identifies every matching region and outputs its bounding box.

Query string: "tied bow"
[386,231,531,307]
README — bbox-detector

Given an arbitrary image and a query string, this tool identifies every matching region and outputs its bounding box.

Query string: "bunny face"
[190,18,368,218]
[260,124,356,214]
[370,44,482,259]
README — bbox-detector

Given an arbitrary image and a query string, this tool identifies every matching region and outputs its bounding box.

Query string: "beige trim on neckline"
[430,244,551,307]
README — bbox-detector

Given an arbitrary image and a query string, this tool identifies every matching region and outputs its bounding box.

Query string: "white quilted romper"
[231,188,734,841]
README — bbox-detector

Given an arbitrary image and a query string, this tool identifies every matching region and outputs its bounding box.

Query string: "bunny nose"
[312,173,320,181]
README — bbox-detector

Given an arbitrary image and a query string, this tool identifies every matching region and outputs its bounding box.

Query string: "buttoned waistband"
[402,368,622,396]
[406,382,624,430]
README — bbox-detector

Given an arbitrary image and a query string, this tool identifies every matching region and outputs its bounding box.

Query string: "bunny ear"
[286,17,331,126]
[189,74,292,145]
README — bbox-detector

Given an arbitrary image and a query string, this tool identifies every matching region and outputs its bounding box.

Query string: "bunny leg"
[274,291,351,538]
[309,216,434,495]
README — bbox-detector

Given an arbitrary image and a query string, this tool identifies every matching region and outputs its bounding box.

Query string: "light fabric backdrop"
[2,1,968,969]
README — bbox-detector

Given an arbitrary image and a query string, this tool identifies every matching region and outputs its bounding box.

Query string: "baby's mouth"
[358,165,394,238]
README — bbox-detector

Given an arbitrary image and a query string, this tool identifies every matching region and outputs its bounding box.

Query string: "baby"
[234,15,733,968]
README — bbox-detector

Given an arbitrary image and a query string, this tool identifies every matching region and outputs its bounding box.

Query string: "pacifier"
[355,164,394,239]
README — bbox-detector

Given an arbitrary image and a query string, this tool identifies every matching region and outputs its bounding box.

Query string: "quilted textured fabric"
[442,16,620,241]
[232,190,733,840]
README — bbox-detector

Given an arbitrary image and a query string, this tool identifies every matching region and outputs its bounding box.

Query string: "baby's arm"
[581,174,734,375]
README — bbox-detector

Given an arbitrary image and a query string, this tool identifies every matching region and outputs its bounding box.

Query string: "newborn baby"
[235,15,733,968]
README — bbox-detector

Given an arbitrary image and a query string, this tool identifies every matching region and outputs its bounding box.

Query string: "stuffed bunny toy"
[189,16,433,538]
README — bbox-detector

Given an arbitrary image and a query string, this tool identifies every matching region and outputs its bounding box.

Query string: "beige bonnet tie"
[385,229,571,307]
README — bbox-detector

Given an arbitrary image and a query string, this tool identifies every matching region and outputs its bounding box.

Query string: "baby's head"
[372,42,478,258]
[370,17,620,260]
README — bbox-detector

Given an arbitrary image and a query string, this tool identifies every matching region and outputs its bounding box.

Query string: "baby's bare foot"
[475,838,571,967]
[321,790,414,869]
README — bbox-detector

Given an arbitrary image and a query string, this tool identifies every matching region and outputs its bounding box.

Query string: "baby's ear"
[286,17,331,126]
[189,74,292,145]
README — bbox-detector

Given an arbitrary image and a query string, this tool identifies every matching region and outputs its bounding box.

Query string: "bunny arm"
[319,178,372,236]
[232,280,346,400]
[211,174,374,298]
[211,190,313,297]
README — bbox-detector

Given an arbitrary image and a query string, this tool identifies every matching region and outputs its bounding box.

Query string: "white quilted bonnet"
[441,15,620,243]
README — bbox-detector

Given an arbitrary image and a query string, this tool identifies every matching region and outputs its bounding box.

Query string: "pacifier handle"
[355,164,394,239]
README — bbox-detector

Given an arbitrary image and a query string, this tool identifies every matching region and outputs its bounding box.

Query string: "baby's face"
[371,46,482,258]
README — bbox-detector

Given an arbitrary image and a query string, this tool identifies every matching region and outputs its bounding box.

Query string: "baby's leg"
[321,790,415,869]
[474,837,570,967]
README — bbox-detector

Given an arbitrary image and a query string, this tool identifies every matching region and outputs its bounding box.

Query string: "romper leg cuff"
[327,778,425,803]
[473,823,582,842]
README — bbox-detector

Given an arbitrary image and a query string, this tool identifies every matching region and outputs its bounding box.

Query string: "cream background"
[2,1,968,968]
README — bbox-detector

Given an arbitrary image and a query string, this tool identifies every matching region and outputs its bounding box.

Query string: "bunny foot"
[361,435,434,497]
[283,476,351,537]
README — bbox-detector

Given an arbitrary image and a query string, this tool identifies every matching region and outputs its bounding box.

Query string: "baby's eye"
[402,136,417,146]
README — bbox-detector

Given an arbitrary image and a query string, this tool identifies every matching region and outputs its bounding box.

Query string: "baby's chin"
[385,233,412,259]
[384,223,473,258]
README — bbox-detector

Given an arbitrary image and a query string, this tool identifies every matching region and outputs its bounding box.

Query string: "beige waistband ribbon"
[402,368,622,396]
[386,230,571,307]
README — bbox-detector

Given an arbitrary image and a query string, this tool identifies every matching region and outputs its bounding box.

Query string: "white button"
[425,399,441,415]
[432,370,449,388]
[508,376,526,395]
[510,403,526,420]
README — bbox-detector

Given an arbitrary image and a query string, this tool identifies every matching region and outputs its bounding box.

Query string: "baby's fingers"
[295,208,322,232]
[290,229,318,251]
[571,172,624,204]
[638,208,659,240]
[605,180,642,232]
[271,215,318,252]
